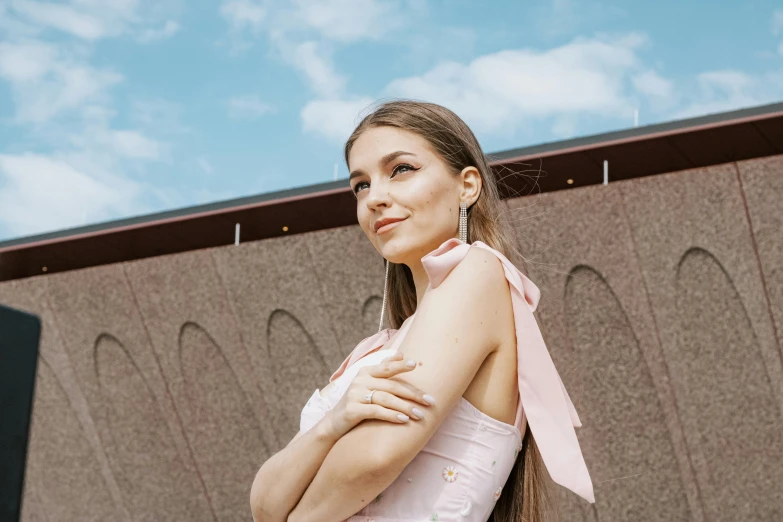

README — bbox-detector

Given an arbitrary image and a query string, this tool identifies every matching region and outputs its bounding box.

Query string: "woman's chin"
[377,240,409,264]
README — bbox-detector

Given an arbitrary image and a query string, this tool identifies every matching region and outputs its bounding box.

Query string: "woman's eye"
[353,165,416,195]
[392,164,415,176]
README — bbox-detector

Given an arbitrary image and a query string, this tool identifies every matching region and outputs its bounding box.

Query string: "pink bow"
[331,238,595,503]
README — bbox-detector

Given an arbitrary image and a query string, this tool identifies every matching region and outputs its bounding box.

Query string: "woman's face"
[348,125,472,265]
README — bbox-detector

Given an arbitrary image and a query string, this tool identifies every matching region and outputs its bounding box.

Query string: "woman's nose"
[365,182,391,209]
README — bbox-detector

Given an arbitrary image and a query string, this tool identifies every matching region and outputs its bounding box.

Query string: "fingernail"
[397,413,410,422]
[412,407,424,419]
[423,394,436,405]
[405,360,416,368]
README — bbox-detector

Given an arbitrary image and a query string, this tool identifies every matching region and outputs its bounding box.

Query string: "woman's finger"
[368,357,417,379]
[362,403,412,423]
[367,390,427,420]
[381,352,404,363]
[344,390,411,424]
[369,378,435,407]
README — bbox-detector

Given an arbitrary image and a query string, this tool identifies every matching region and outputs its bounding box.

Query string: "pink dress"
[300,238,595,521]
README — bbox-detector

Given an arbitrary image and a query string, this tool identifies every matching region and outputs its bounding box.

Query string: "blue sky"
[0,0,782,242]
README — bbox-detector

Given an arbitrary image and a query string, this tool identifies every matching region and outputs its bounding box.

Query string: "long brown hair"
[345,99,558,521]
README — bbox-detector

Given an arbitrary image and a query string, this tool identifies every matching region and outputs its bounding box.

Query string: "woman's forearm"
[250,417,340,522]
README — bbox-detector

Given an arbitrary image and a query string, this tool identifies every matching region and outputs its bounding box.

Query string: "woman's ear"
[459,166,482,206]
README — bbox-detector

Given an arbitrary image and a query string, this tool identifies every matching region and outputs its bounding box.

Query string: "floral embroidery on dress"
[494,486,503,501]
[430,514,439,521]
[442,466,459,482]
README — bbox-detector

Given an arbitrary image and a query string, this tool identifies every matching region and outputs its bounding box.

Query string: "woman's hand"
[321,352,436,439]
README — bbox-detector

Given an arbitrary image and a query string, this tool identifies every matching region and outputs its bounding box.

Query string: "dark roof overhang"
[1,101,781,282]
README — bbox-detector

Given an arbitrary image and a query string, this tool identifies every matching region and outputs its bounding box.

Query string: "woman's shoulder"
[423,241,513,329]
[405,243,515,374]
[421,238,510,290]
[458,243,510,288]
[423,239,541,315]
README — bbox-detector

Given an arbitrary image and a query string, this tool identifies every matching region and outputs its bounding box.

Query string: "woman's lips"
[377,219,405,234]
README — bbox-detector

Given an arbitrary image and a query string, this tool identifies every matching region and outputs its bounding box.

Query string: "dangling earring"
[459,201,468,243]
[378,258,390,333]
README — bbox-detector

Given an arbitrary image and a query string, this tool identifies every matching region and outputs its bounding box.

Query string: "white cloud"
[197,157,213,174]
[772,9,783,57]
[130,98,189,134]
[672,70,775,119]
[222,0,402,41]
[384,34,649,134]
[297,30,782,144]
[773,9,783,35]
[137,20,180,44]
[0,153,143,236]
[301,97,373,142]
[8,0,142,40]
[221,0,266,31]
[632,69,676,113]
[64,108,165,160]
[0,4,38,39]
[697,70,754,93]
[632,70,673,98]
[0,41,122,123]
[534,0,626,39]
[550,115,579,138]
[292,0,401,43]
[0,1,183,241]
[10,0,108,40]
[217,0,400,91]
[6,0,183,44]
[109,130,162,159]
[284,40,346,97]
[227,95,273,119]
[218,0,266,53]
[0,40,56,82]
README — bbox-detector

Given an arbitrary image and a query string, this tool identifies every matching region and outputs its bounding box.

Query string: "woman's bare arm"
[250,414,340,522]
[250,355,433,522]
[287,248,513,522]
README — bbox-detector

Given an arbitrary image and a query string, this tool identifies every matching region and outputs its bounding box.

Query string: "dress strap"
[329,315,416,382]
[421,238,595,504]
[330,329,392,382]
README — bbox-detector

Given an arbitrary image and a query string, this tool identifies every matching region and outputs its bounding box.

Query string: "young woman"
[250,100,594,522]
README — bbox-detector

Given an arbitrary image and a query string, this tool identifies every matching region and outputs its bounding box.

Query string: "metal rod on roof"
[235,223,240,246]
[603,161,609,185]
[634,108,639,128]
[333,163,339,181]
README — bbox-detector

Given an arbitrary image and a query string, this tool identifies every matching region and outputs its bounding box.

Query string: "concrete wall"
[2,155,782,521]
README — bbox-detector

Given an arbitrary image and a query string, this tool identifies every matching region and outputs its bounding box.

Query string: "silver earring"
[459,201,468,243]
[378,258,390,333]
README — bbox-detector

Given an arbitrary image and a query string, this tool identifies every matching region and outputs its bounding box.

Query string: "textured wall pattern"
[2,155,782,521]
